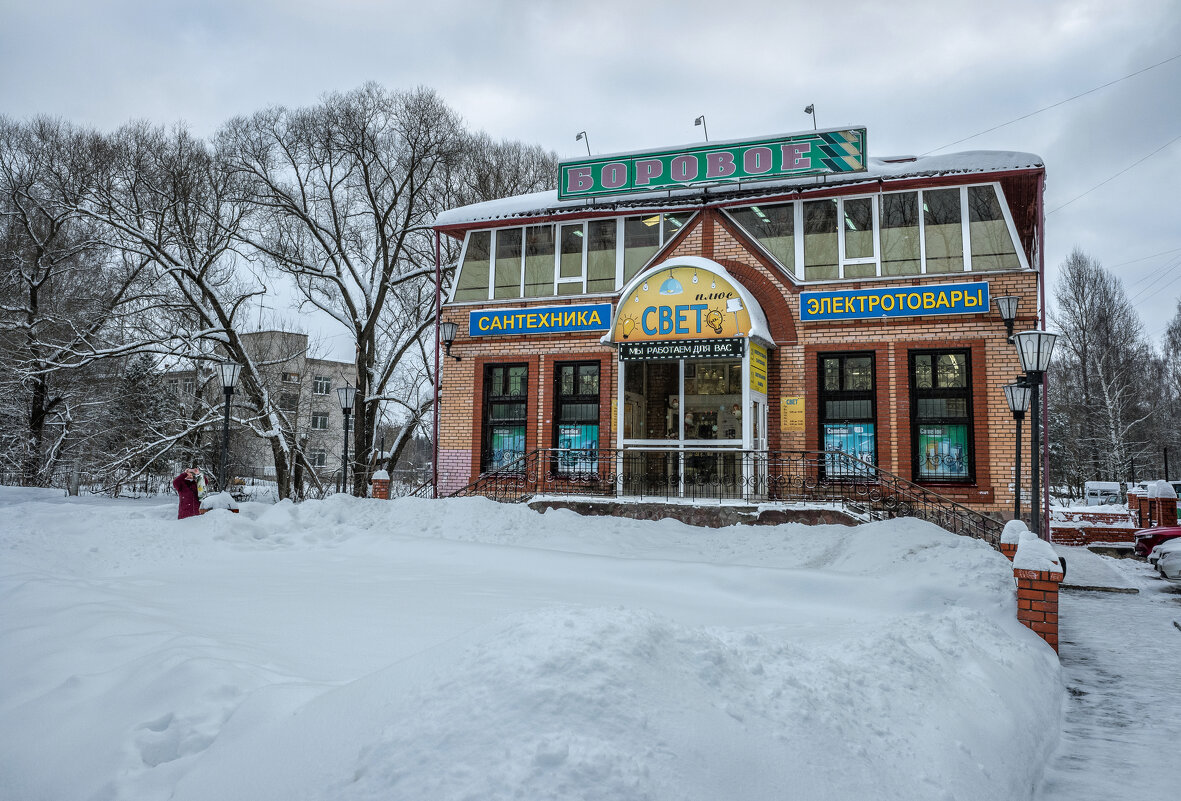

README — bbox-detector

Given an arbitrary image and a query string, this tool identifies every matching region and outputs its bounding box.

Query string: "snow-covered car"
[1148,542,1172,566]
[1154,540,1181,583]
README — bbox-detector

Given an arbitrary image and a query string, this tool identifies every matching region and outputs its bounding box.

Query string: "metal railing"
[450,447,1003,546]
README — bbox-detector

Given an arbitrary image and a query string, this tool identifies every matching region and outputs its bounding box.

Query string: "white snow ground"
[1036,556,1181,801]
[0,487,1063,801]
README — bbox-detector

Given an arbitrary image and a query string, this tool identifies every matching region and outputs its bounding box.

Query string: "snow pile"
[1014,531,1064,574]
[0,488,1061,801]
[1149,480,1177,499]
[199,491,238,511]
[1002,519,1029,544]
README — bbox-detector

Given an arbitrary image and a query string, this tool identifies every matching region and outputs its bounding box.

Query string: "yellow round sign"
[613,265,752,342]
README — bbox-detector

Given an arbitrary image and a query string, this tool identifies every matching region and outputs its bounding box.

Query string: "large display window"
[553,362,600,474]
[819,353,877,477]
[909,349,974,482]
[481,364,528,472]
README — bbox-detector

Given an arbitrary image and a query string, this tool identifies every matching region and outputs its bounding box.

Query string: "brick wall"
[436,212,1040,516]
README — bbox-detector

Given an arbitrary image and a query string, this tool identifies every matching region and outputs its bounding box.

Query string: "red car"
[1133,526,1181,557]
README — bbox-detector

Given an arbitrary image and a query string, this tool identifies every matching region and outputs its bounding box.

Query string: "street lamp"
[216,361,241,493]
[994,295,1020,342]
[336,383,356,494]
[1003,379,1032,523]
[439,320,461,360]
[1013,329,1058,537]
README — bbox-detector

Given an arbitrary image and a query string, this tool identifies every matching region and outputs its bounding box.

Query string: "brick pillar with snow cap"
[1000,519,1027,561]
[1013,531,1064,653]
[371,470,391,500]
[1152,480,1177,528]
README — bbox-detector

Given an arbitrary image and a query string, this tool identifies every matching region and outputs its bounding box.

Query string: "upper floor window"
[281,372,300,384]
[727,182,1025,282]
[313,376,331,395]
[728,203,794,272]
[449,213,693,303]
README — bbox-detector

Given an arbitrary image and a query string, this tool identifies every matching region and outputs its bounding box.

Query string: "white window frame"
[446,212,699,303]
[837,194,880,278]
[554,222,587,295]
[310,411,329,430]
[313,376,331,395]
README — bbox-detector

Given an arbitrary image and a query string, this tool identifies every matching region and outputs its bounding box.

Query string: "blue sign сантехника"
[469,303,613,336]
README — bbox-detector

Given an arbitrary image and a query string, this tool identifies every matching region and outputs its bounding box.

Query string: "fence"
[453,447,1003,546]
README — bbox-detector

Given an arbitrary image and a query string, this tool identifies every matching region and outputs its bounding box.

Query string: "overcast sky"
[3,0,1179,357]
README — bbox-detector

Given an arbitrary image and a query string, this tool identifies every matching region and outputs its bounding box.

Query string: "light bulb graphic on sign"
[705,308,724,334]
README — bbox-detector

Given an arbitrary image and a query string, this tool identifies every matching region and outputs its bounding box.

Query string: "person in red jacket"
[172,468,202,519]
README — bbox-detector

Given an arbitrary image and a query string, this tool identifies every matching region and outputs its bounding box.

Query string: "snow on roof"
[434,151,1044,229]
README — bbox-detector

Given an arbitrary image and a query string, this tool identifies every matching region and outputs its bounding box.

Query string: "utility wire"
[1110,246,1181,269]
[1047,134,1181,214]
[921,52,1181,155]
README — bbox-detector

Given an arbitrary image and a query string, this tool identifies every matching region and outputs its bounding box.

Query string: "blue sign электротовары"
[800,281,989,322]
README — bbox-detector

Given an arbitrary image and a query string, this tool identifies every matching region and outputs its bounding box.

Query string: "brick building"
[431,128,1043,517]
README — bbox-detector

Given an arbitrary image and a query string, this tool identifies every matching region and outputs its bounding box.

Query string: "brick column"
[1014,567,1063,652]
[1013,534,1064,654]
[1159,496,1178,527]
[1127,491,1140,527]
[371,469,390,500]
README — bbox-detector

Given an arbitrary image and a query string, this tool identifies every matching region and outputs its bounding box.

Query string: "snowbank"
[0,488,1061,801]
[199,491,238,511]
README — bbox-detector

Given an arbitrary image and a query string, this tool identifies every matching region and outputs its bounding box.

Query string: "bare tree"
[1049,248,1153,486]
[55,121,312,498]
[0,117,159,486]
[220,84,465,494]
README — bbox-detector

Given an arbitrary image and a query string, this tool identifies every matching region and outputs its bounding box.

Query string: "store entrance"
[620,357,764,499]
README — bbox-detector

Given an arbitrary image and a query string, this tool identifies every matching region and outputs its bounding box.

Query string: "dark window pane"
[937,353,967,388]
[923,189,963,274]
[623,216,660,282]
[730,203,795,270]
[843,197,874,260]
[663,213,690,241]
[845,357,873,391]
[824,358,840,391]
[454,230,491,301]
[914,355,932,389]
[559,224,583,280]
[880,192,920,276]
[524,224,555,297]
[508,366,527,396]
[579,365,599,395]
[494,228,522,299]
[587,219,616,293]
[804,199,838,280]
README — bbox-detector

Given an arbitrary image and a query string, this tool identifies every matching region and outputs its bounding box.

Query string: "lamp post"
[994,295,1020,342]
[336,383,356,494]
[216,361,241,493]
[1004,379,1032,523]
[1013,330,1058,537]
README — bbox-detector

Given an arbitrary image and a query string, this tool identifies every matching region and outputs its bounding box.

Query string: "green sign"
[558,128,867,201]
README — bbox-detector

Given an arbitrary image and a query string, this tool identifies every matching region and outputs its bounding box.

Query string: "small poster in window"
[917,425,969,479]
[823,424,875,477]
[557,424,599,474]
